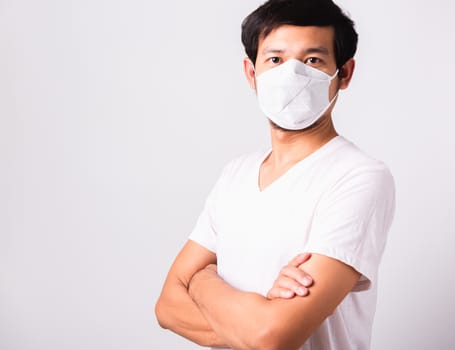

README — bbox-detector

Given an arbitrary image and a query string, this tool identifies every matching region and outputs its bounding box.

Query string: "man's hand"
[267,253,313,299]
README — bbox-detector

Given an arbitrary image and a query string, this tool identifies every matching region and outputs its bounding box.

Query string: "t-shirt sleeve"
[188,194,218,253]
[188,162,232,254]
[304,163,396,291]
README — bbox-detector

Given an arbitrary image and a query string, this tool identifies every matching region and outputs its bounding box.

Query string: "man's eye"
[306,57,321,64]
[269,57,281,64]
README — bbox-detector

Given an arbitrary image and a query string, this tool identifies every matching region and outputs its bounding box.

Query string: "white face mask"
[255,58,339,130]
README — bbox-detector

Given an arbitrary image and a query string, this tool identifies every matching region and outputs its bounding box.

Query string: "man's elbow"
[154,297,170,330]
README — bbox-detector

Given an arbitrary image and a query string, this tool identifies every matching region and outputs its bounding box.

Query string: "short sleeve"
[305,163,396,291]
[188,162,233,253]
[188,194,218,253]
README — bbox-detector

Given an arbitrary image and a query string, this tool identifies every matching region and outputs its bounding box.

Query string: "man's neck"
[267,115,338,169]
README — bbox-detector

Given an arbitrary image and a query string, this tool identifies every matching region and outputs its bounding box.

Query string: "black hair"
[241,0,358,68]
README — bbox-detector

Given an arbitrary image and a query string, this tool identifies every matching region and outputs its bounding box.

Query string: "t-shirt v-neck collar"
[256,136,347,193]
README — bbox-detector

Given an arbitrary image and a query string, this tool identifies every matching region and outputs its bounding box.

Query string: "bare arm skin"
[155,241,315,348]
[189,254,361,350]
[154,240,228,348]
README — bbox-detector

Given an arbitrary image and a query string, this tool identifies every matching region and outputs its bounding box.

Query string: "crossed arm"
[155,240,225,347]
[155,240,360,349]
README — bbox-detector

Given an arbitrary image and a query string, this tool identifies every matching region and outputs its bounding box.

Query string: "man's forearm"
[189,266,275,350]
[155,276,228,348]
[188,255,361,350]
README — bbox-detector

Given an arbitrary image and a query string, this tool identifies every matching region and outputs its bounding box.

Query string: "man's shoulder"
[331,137,392,175]
[314,137,395,199]
[323,138,395,204]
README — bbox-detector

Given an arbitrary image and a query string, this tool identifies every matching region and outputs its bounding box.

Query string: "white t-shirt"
[189,136,395,350]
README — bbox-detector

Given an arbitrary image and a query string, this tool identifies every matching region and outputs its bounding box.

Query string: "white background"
[1,0,454,349]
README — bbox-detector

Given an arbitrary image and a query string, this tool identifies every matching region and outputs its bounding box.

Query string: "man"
[155,0,395,349]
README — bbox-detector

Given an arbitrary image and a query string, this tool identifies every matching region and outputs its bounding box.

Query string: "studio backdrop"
[1,0,454,349]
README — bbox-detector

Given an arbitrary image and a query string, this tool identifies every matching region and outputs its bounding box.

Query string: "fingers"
[280,265,313,288]
[280,275,310,296]
[267,274,310,299]
[267,287,295,299]
[288,252,312,267]
[266,253,314,300]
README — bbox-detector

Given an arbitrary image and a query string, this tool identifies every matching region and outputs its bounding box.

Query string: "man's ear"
[243,57,256,90]
[338,58,355,90]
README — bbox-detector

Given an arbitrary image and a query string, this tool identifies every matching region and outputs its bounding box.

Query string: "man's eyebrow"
[303,46,330,55]
[260,48,286,56]
[260,46,330,56]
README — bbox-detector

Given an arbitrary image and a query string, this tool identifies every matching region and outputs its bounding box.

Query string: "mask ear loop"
[330,69,340,80]
[326,69,340,108]
[303,68,340,124]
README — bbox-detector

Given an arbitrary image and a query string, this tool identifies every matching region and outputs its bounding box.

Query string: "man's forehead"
[258,25,335,54]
